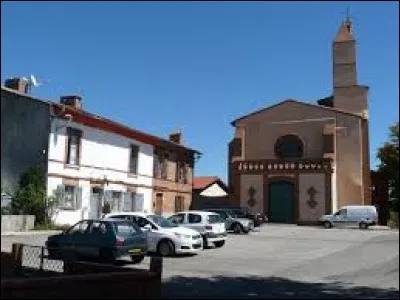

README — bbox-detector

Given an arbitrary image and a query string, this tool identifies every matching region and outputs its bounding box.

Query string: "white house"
[46,96,157,225]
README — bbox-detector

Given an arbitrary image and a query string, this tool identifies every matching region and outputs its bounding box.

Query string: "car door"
[134,216,159,252]
[187,213,203,232]
[67,220,91,257]
[332,209,348,227]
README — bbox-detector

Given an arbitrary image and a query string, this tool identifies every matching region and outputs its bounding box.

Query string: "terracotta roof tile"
[193,176,220,190]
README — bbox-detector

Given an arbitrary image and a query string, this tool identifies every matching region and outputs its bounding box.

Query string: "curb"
[369,226,392,231]
[1,230,62,236]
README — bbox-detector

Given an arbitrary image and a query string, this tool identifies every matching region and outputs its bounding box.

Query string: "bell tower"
[332,15,369,117]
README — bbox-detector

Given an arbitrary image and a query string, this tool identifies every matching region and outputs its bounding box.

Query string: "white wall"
[47,118,154,225]
[200,183,228,197]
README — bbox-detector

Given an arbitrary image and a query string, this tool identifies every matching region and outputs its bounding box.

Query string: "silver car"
[207,209,254,234]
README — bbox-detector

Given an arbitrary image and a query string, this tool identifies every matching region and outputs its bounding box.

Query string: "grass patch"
[32,223,69,231]
[388,211,399,229]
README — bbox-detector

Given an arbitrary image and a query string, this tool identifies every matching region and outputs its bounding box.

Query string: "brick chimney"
[4,77,29,93]
[169,131,182,144]
[60,95,83,110]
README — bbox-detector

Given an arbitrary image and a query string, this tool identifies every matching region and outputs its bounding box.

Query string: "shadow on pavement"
[162,275,399,299]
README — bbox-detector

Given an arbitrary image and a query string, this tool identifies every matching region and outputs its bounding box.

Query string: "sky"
[1,1,399,183]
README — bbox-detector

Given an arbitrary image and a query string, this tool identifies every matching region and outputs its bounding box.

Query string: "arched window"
[274,135,304,158]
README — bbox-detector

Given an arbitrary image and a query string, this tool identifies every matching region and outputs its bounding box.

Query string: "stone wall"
[1,215,35,233]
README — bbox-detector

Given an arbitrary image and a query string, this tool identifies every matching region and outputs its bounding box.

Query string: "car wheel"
[99,248,115,264]
[214,240,225,248]
[130,254,145,264]
[323,221,332,229]
[233,223,243,234]
[157,240,175,257]
[359,222,368,230]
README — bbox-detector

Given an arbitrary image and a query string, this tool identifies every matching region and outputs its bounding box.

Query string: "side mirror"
[143,224,152,231]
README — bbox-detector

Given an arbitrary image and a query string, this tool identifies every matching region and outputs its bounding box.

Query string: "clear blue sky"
[1,1,398,183]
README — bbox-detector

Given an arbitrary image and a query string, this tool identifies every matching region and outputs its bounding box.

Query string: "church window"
[274,135,304,159]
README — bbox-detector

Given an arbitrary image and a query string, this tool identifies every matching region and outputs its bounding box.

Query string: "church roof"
[230,99,363,126]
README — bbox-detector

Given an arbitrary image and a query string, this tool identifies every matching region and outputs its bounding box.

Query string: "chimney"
[4,77,29,94]
[60,95,83,110]
[169,131,182,144]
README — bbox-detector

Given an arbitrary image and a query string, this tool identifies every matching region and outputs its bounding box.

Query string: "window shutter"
[123,192,132,212]
[104,190,113,213]
[56,185,65,208]
[135,193,144,212]
[76,187,83,209]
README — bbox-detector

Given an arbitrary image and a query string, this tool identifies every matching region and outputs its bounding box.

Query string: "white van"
[320,205,378,230]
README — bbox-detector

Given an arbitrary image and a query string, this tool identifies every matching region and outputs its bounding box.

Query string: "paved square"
[2,224,399,299]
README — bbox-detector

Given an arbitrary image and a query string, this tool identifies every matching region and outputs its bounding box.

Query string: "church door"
[268,181,294,223]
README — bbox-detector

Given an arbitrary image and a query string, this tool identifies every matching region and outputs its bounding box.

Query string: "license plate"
[128,248,142,254]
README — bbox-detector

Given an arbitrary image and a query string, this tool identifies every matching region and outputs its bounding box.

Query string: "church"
[228,17,371,224]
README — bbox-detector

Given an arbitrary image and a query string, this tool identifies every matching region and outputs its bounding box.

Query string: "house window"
[274,135,304,159]
[129,144,139,174]
[175,196,184,212]
[154,150,169,180]
[176,161,188,184]
[66,128,82,165]
[104,190,122,213]
[57,185,82,210]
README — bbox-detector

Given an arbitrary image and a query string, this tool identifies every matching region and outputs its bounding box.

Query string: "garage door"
[268,181,294,223]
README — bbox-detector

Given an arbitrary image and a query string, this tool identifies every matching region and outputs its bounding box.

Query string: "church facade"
[228,18,371,224]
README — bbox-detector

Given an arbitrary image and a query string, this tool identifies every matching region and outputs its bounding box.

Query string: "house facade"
[1,81,200,225]
[1,82,51,190]
[190,176,230,210]
[228,18,371,224]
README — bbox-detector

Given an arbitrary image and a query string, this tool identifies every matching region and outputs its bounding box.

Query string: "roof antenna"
[345,6,351,24]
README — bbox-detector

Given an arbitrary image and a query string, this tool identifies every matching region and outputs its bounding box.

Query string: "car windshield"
[147,215,178,228]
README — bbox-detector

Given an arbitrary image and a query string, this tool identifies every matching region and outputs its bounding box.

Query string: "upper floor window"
[274,135,304,159]
[154,150,169,180]
[176,161,188,184]
[66,127,82,165]
[129,144,139,174]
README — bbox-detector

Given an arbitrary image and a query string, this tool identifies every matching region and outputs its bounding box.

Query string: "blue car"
[45,219,147,264]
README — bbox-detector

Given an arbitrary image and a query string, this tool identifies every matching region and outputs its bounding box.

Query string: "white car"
[168,211,227,248]
[104,212,203,256]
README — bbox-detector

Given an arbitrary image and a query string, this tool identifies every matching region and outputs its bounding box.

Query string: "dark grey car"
[45,219,147,264]
[207,209,254,234]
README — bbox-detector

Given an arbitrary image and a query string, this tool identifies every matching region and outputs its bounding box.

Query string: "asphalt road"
[2,224,399,299]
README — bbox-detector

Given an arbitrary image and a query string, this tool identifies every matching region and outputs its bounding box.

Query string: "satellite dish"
[30,75,38,87]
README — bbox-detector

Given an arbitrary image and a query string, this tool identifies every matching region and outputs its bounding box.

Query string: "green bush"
[11,165,48,225]
[388,211,399,229]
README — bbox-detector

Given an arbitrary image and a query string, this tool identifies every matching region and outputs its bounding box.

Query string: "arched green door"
[268,181,294,223]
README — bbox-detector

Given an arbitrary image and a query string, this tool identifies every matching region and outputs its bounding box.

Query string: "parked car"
[320,205,378,230]
[45,219,147,264]
[168,211,227,248]
[206,208,254,234]
[225,207,264,227]
[105,212,202,257]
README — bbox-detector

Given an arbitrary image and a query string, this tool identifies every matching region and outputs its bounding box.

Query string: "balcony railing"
[234,158,332,173]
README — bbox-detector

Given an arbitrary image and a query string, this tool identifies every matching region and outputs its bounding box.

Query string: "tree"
[12,165,47,225]
[377,122,399,214]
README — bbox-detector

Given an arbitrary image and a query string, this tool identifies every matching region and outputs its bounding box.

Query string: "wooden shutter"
[123,192,133,212]
[135,194,144,212]
[76,187,83,209]
[55,185,65,208]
